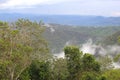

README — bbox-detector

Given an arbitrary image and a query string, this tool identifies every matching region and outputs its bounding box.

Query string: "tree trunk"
[10,71,14,80]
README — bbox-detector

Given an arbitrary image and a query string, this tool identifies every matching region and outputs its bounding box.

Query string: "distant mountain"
[43,24,120,53]
[0,13,120,26]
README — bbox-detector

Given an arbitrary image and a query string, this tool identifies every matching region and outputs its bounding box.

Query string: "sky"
[0,0,120,16]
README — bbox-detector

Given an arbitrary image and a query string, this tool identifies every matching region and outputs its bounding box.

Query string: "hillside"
[43,24,120,53]
[103,31,120,45]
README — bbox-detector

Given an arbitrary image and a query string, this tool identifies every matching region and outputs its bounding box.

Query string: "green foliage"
[29,60,50,80]
[64,46,102,80]
[64,46,82,80]
[81,72,100,80]
[0,24,32,80]
[0,21,8,28]
[99,76,107,80]
[50,58,69,80]
[82,54,100,72]
[102,69,120,80]
[114,54,120,62]
[98,55,114,71]
[19,68,30,80]
[103,31,120,45]
[0,19,49,80]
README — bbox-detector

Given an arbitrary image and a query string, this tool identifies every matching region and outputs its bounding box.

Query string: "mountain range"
[0,13,120,26]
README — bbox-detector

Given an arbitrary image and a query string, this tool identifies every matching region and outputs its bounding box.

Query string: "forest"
[0,19,120,80]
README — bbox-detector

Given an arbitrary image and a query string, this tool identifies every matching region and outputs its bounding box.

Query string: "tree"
[98,55,114,71]
[15,19,50,60]
[114,54,120,62]
[82,54,100,72]
[0,23,32,80]
[0,19,49,80]
[29,60,50,80]
[81,72,100,80]
[81,54,101,80]
[50,58,69,80]
[64,46,101,80]
[18,68,30,80]
[64,46,82,80]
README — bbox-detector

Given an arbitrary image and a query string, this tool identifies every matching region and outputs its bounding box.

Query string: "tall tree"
[0,19,49,80]
[15,19,50,60]
[64,46,82,80]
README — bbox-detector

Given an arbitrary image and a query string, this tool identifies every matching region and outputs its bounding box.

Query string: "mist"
[81,39,120,68]
[81,39,120,56]
[54,39,120,68]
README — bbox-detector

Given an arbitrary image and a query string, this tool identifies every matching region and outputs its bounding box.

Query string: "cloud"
[0,0,71,9]
[0,0,120,16]
[112,12,120,17]
[0,0,105,9]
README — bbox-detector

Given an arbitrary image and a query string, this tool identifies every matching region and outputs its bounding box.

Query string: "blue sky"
[0,0,120,16]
